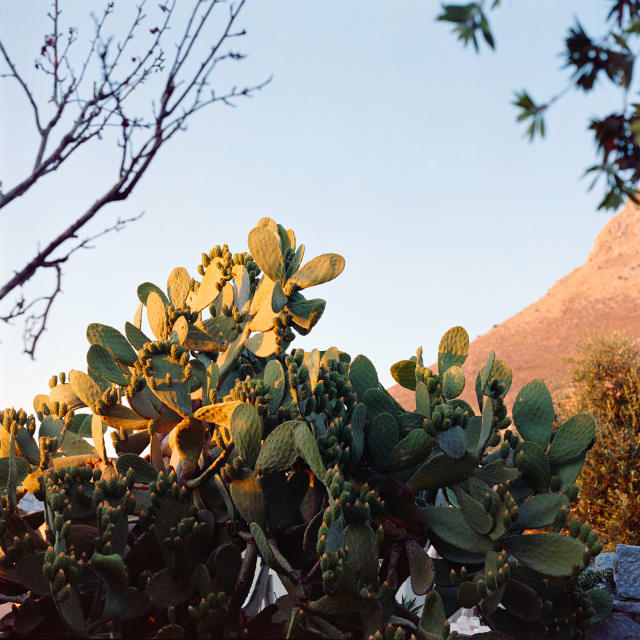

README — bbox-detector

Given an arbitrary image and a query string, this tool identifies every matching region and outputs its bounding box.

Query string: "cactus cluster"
[0,218,612,639]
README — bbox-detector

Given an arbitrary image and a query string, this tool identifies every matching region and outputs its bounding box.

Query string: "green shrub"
[554,332,640,550]
[0,218,612,638]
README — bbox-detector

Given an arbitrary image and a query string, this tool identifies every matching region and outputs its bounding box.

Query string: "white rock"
[615,544,640,600]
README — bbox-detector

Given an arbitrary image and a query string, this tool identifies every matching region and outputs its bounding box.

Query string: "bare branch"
[1,213,144,357]
[0,0,269,356]
[0,41,43,133]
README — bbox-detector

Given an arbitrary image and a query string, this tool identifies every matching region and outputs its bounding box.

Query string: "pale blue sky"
[0,1,623,412]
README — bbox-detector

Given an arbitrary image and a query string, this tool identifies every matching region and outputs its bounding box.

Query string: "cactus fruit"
[0,218,610,639]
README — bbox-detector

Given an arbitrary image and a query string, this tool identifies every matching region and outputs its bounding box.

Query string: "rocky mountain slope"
[389,197,640,410]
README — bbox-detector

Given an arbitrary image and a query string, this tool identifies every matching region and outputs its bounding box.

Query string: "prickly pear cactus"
[0,218,611,639]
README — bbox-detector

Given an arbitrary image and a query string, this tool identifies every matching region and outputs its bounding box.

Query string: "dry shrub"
[554,332,640,550]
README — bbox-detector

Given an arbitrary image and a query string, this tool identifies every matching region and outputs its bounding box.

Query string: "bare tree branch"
[0,0,270,356]
[1,213,144,357]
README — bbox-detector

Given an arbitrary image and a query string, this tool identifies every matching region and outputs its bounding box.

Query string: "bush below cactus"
[0,218,613,639]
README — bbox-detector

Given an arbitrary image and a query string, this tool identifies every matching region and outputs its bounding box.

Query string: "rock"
[613,600,640,616]
[594,552,616,572]
[615,545,640,600]
[586,613,640,639]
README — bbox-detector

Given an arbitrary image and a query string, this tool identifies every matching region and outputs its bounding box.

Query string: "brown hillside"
[389,197,640,410]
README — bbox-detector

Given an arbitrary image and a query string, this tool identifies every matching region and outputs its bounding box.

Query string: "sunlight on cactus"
[0,218,612,638]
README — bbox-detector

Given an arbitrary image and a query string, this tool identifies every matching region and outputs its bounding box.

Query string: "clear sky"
[0,1,623,413]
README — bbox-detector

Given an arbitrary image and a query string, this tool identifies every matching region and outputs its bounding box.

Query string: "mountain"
[389,197,640,410]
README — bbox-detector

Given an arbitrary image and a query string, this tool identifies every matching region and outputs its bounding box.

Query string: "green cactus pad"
[515,493,569,530]
[230,403,262,469]
[133,302,143,329]
[438,326,469,376]
[437,425,467,460]
[285,242,304,278]
[415,380,431,418]
[515,441,550,491]
[87,344,129,386]
[176,320,226,352]
[90,553,128,623]
[325,516,345,553]
[261,470,309,530]
[406,539,434,595]
[503,533,587,578]
[309,594,364,616]
[458,581,481,608]
[248,294,277,332]
[486,359,513,397]
[2,553,49,596]
[408,451,477,492]
[477,395,494,455]
[475,460,520,485]
[214,543,243,594]
[60,430,98,456]
[368,412,400,469]
[419,590,448,639]
[263,360,285,413]
[363,388,397,420]
[398,411,425,431]
[90,415,107,463]
[146,291,169,341]
[287,253,345,290]
[547,413,596,464]
[501,578,543,622]
[287,296,326,333]
[249,522,293,575]
[124,321,150,351]
[190,261,223,313]
[166,267,191,308]
[230,470,267,527]
[0,456,30,493]
[390,359,417,391]
[137,282,169,306]
[479,350,496,397]
[245,330,278,358]
[293,421,328,485]
[255,421,299,474]
[349,402,366,465]
[349,354,379,401]
[271,280,288,312]
[69,369,102,408]
[86,323,137,366]
[172,417,206,479]
[232,264,251,310]
[512,379,555,449]
[344,523,378,584]
[454,484,494,534]
[48,383,84,411]
[249,276,275,316]
[115,453,158,483]
[15,428,39,465]
[194,401,241,427]
[586,587,614,624]
[248,226,286,283]
[200,362,219,407]
[421,506,494,553]
[88,368,111,392]
[33,393,49,413]
[442,365,465,399]
[387,428,433,471]
[145,354,192,418]
[100,403,154,431]
[144,568,192,610]
[551,452,587,491]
